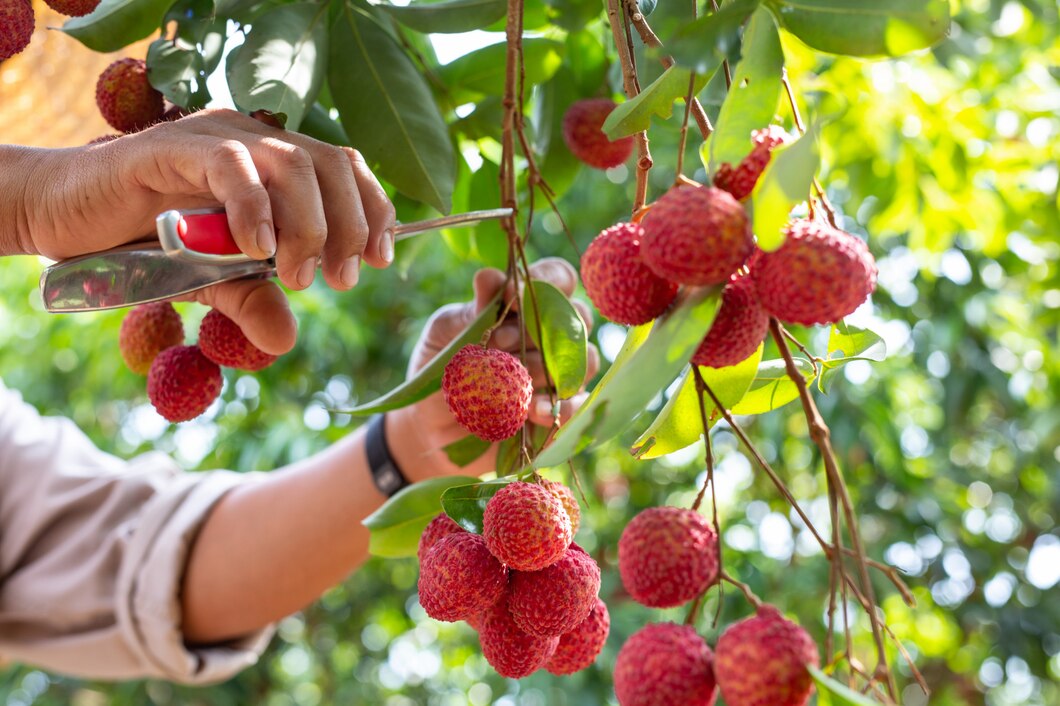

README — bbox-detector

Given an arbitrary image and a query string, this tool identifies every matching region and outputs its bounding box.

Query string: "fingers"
[527,392,588,428]
[526,257,577,297]
[473,268,507,312]
[347,148,396,269]
[191,279,298,356]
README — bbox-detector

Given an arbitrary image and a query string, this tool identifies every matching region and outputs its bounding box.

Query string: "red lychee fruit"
[562,98,634,170]
[198,309,277,371]
[691,273,768,368]
[540,477,581,536]
[581,222,679,326]
[545,597,610,675]
[714,605,820,706]
[441,344,533,442]
[417,532,508,622]
[95,58,165,133]
[479,601,560,679]
[713,125,791,201]
[417,513,465,563]
[482,481,572,572]
[509,543,601,638]
[44,0,99,17]
[751,219,877,326]
[1,0,34,62]
[147,345,222,422]
[618,506,719,608]
[119,302,185,375]
[614,623,718,706]
[640,186,754,287]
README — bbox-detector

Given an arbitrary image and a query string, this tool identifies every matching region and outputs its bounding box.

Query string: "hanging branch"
[607,0,653,213]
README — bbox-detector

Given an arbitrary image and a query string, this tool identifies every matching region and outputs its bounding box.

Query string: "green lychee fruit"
[581,222,678,326]
[640,185,754,286]
[441,344,533,442]
[540,477,581,536]
[545,597,610,675]
[198,309,277,371]
[417,532,508,622]
[508,543,600,638]
[147,345,222,422]
[479,601,559,679]
[44,0,100,17]
[95,58,165,133]
[713,126,791,201]
[119,302,184,375]
[691,273,768,368]
[1,0,34,62]
[614,622,718,706]
[618,506,719,608]
[483,481,572,572]
[562,98,634,170]
[714,605,820,706]
[417,513,465,563]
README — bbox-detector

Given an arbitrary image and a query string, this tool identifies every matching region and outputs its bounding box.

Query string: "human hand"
[386,258,601,481]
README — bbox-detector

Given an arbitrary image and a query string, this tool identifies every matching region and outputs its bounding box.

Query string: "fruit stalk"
[606,0,653,212]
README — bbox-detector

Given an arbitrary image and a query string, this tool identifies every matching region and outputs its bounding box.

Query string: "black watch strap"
[366,414,410,497]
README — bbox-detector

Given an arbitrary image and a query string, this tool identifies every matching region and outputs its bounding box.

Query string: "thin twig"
[608,0,653,212]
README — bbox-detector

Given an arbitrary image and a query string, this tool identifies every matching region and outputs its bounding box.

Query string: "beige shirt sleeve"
[0,381,274,684]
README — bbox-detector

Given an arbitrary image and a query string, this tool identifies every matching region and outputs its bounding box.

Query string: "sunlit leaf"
[527,280,588,400]
[380,0,507,34]
[730,358,815,415]
[665,0,761,74]
[363,475,479,557]
[809,665,884,705]
[602,67,709,140]
[750,123,820,251]
[62,0,173,52]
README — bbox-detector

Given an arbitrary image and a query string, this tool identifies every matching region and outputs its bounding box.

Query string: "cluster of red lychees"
[416,479,610,679]
[118,303,277,422]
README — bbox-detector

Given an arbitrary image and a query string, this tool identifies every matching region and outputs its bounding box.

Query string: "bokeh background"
[0,0,1057,704]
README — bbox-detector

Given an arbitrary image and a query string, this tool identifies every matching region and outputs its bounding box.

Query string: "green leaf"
[147,38,212,110]
[437,38,565,103]
[443,435,492,467]
[363,475,479,557]
[665,0,760,74]
[632,345,763,459]
[708,8,783,174]
[730,358,815,415]
[601,66,709,140]
[527,281,588,400]
[441,479,513,532]
[808,665,884,706]
[819,322,886,391]
[299,103,351,146]
[750,123,820,251]
[227,3,328,131]
[380,0,507,34]
[336,292,502,415]
[330,6,456,212]
[767,0,950,58]
[535,287,722,469]
[61,0,174,52]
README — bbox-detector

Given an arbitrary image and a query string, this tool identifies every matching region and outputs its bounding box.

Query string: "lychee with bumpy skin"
[96,58,165,133]
[442,345,533,441]
[540,477,581,536]
[509,543,601,638]
[479,601,560,679]
[618,506,719,608]
[417,532,508,622]
[119,302,185,375]
[562,98,634,170]
[713,125,791,201]
[1,0,34,62]
[581,222,678,326]
[483,481,572,572]
[614,623,718,706]
[198,309,278,371]
[691,273,768,368]
[44,0,100,16]
[417,513,465,563]
[714,605,819,706]
[640,186,754,286]
[545,597,610,675]
[751,219,877,326]
[147,345,222,422]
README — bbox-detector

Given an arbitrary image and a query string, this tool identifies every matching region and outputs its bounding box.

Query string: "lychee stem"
[606,0,653,213]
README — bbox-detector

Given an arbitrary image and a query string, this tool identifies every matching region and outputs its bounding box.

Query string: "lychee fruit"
[540,477,581,536]
[750,219,877,326]
[562,98,634,170]
[713,125,791,201]
[618,506,719,608]
[545,597,610,675]
[96,58,166,133]
[147,345,222,422]
[714,605,819,706]
[691,273,768,368]
[417,513,465,563]
[614,623,718,706]
[479,601,559,679]
[482,481,572,572]
[640,186,754,287]
[581,222,678,326]
[441,344,533,442]
[1,0,34,62]
[417,532,508,622]
[509,543,601,638]
[198,309,278,371]
[119,302,185,375]
[44,0,100,17]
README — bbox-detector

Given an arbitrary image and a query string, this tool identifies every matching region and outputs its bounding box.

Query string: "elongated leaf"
[336,292,502,414]
[363,475,478,557]
[148,37,212,110]
[527,281,588,399]
[443,435,492,467]
[602,67,709,140]
[299,103,351,146]
[62,0,174,52]
[767,0,950,58]
[330,7,455,212]
[380,0,507,34]
[665,0,760,73]
[808,665,883,706]
[750,123,819,251]
[437,39,564,103]
[441,479,513,532]
[819,322,886,391]
[730,358,814,415]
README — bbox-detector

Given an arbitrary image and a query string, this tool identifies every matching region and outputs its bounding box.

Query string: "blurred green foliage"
[1,0,1058,704]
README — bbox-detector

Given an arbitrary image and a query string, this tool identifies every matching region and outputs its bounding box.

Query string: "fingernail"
[535,397,554,419]
[297,258,316,288]
[380,229,394,264]
[340,255,361,288]
[257,223,276,257]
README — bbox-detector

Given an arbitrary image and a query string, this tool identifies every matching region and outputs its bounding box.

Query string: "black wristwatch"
[366,414,410,497]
